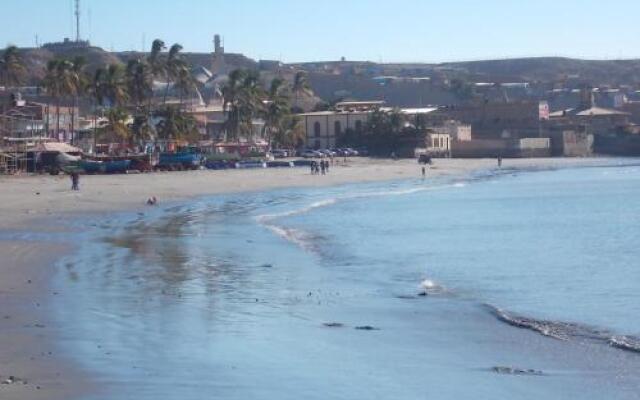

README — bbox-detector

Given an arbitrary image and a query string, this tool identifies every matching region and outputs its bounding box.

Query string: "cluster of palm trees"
[221,69,311,147]
[1,42,315,150]
[40,39,198,146]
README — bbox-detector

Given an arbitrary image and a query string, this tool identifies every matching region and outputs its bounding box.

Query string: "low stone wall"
[451,139,515,158]
[451,138,551,158]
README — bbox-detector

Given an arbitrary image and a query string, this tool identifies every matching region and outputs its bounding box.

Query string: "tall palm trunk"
[55,99,60,139]
[70,96,76,145]
[45,102,50,138]
[93,101,98,153]
[163,80,170,105]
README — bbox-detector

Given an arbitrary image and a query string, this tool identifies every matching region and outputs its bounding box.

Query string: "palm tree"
[147,39,166,78]
[275,115,305,148]
[146,39,166,111]
[237,70,263,139]
[125,59,154,147]
[263,77,291,147]
[163,43,186,104]
[222,69,263,141]
[88,67,107,149]
[155,105,198,142]
[69,56,87,144]
[42,60,61,136]
[0,45,26,90]
[173,64,196,107]
[222,69,246,141]
[102,64,128,107]
[103,107,130,144]
[291,71,312,112]
[42,59,75,137]
[126,58,153,112]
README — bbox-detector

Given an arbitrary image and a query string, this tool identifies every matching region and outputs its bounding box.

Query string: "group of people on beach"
[310,160,331,175]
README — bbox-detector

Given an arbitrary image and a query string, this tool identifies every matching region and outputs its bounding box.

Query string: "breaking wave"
[609,336,640,353]
[262,224,319,252]
[255,198,338,223]
[486,304,640,354]
[419,279,447,295]
[254,182,456,251]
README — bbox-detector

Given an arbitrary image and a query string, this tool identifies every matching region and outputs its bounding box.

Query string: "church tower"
[211,34,226,75]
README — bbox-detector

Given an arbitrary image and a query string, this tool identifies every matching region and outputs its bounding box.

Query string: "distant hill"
[8,45,257,85]
[442,57,640,84]
[6,43,640,108]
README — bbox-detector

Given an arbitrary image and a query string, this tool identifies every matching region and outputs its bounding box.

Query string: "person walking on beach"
[324,160,330,173]
[421,166,426,179]
[497,155,503,168]
[320,160,326,175]
[310,161,316,175]
[70,171,80,191]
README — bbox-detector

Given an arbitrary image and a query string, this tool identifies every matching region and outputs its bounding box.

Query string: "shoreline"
[0,156,630,400]
[0,157,619,230]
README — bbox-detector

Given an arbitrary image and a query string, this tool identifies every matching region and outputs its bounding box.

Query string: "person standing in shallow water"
[422,166,426,179]
[497,156,503,168]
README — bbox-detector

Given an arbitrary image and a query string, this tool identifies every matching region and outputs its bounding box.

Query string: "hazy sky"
[4,0,640,62]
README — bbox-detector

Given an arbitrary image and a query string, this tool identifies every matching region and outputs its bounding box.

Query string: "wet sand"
[0,241,90,400]
[0,156,615,400]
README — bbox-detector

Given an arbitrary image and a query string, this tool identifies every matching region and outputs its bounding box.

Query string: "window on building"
[314,140,321,149]
[355,120,362,131]
[314,121,321,137]
[334,121,342,136]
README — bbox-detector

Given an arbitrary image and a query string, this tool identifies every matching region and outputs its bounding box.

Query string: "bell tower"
[211,34,226,75]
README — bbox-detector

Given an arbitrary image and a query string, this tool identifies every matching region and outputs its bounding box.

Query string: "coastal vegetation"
[1,40,306,150]
[337,108,426,156]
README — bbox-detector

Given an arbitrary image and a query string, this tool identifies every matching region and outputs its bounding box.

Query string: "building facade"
[431,120,472,141]
[298,110,369,149]
[298,101,440,149]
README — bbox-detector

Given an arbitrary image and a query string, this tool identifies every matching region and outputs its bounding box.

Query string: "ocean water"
[52,162,640,400]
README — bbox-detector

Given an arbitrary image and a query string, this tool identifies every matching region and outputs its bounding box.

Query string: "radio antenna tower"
[75,0,81,42]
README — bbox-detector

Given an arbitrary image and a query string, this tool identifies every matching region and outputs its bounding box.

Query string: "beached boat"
[266,161,294,168]
[157,152,203,170]
[235,160,266,169]
[80,159,131,174]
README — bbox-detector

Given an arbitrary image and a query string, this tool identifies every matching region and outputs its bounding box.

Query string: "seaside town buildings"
[5,29,640,166]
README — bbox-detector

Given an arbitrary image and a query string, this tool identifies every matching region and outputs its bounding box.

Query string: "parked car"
[318,149,336,157]
[271,149,288,158]
[301,150,322,158]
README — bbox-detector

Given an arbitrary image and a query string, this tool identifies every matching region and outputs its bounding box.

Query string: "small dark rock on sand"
[323,322,345,328]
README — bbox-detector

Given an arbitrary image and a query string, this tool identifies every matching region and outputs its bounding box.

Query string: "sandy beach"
[0,157,610,230]
[0,157,616,400]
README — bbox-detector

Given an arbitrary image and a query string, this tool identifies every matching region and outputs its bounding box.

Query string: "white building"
[432,120,472,141]
[297,101,439,149]
[426,133,451,156]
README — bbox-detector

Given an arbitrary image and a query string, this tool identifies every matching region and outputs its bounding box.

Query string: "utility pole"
[75,0,81,42]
